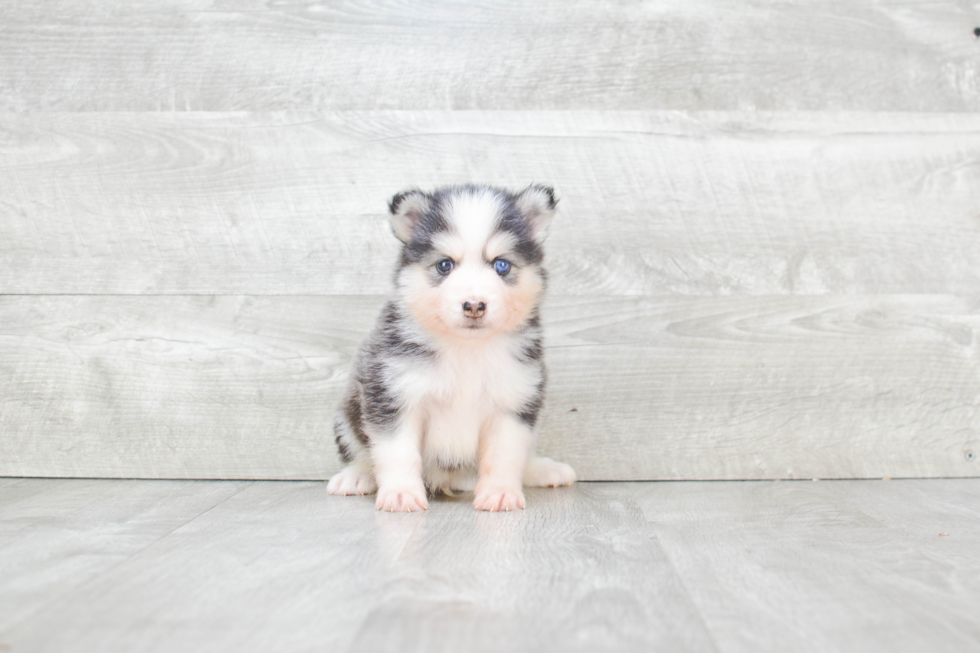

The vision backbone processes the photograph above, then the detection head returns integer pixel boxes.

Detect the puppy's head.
[389,184,555,340]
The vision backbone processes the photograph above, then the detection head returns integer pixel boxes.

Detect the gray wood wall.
[2,1,979,480]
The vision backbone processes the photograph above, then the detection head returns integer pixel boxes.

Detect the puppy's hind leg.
[327,405,377,496]
[523,456,577,488]
[327,458,377,496]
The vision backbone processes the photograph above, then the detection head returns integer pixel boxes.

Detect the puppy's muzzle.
[462,301,486,319]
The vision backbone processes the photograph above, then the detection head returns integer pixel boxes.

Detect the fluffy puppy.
[327,184,577,512]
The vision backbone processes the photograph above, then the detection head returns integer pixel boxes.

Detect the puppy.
[327,184,577,512]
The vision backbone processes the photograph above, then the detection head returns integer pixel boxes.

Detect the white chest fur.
[412,337,540,471]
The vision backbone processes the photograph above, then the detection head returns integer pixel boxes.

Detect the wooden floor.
[2,478,978,652]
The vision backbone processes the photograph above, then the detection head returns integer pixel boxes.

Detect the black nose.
[462,301,486,318]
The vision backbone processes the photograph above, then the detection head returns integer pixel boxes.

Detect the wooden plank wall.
[2,1,979,480]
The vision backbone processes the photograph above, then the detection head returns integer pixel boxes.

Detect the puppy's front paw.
[473,484,526,512]
[327,465,377,496]
[375,483,429,513]
[523,456,577,488]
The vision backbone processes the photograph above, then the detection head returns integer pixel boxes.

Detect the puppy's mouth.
[461,317,487,331]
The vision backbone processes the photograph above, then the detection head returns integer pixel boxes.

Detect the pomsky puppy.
[327,184,577,512]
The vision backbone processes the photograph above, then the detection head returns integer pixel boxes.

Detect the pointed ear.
[388,189,433,243]
[515,185,557,243]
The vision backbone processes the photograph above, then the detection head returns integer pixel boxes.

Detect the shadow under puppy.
[328,184,577,512]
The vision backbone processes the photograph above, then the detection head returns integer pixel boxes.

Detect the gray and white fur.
[327,184,576,512]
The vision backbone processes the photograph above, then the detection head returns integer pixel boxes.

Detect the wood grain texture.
[4,2,980,483]
[0,480,715,653]
[1,1,978,112]
[631,479,980,652]
[0,479,249,634]
[2,111,979,296]
[3,478,978,653]
[2,294,977,480]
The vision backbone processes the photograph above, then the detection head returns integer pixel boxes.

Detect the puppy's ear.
[388,189,432,243]
[515,185,557,243]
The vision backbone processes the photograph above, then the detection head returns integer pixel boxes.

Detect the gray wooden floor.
[2,478,978,652]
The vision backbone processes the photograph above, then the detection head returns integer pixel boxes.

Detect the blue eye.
[436,259,454,275]
[494,259,511,276]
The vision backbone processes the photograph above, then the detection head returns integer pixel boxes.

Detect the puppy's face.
[389,185,555,340]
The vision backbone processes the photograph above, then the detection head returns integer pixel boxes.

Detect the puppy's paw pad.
[473,486,526,512]
[327,466,377,496]
[375,485,429,513]
[523,457,577,488]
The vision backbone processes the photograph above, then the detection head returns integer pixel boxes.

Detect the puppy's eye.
[436,259,454,275]
[493,259,511,276]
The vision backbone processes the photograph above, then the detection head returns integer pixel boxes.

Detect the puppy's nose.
[462,300,486,318]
